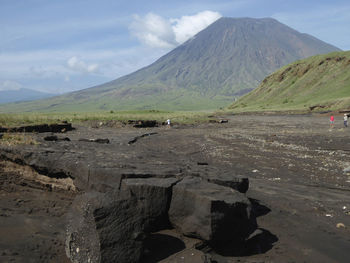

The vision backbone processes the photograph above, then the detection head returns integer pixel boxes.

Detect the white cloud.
[0,80,22,91]
[171,11,222,44]
[130,13,176,48]
[130,11,222,48]
[0,46,167,93]
[67,56,99,74]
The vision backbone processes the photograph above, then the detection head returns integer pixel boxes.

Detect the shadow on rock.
[202,198,277,258]
[249,198,271,218]
[211,228,278,257]
[141,233,186,262]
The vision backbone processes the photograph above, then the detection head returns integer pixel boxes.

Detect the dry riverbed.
[1,114,350,263]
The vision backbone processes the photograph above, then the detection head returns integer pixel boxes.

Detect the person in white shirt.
[344,114,348,127]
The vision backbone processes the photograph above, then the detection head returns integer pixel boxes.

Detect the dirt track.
[1,114,350,262]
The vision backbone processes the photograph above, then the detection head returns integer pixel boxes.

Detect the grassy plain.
[0,133,38,146]
[0,110,213,127]
[0,88,233,113]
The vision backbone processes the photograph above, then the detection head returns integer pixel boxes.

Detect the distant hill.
[229,51,350,112]
[0,17,341,112]
[0,88,56,104]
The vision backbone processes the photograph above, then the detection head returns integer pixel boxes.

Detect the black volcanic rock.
[203,173,249,193]
[121,177,180,232]
[0,123,73,133]
[65,192,145,263]
[168,177,253,245]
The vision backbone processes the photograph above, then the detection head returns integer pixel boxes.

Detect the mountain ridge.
[229,51,350,112]
[0,17,341,112]
[0,88,56,105]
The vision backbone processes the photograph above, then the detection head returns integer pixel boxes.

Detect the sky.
[1,0,350,94]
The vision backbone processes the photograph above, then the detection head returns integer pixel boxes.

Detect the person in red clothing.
[330,115,335,128]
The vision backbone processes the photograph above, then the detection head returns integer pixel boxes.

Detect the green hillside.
[229,51,350,112]
[0,17,340,113]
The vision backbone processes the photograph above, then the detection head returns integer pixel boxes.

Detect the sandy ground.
[1,114,350,262]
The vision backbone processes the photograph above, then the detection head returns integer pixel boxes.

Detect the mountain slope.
[0,89,56,104]
[229,51,350,112]
[0,17,341,112]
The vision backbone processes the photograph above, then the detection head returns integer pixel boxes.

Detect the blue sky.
[1,0,349,93]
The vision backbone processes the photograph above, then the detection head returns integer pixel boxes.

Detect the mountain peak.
[0,17,341,112]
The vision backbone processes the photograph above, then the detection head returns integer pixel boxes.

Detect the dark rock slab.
[65,191,145,263]
[88,167,123,192]
[57,163,124,193]
[0,147,85,189]
[128,132,158,145]
[44,135,71,141]
[121,177,179,232]
[0,123,73,133]
[204,173,249,193]
[128,120,158,128]
[169,176,252,245]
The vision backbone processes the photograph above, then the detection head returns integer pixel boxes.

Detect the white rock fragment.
[343,166,350,173]
[270,177,281,181]
[336,223,345,228]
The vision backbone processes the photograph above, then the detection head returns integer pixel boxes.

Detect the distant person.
[330,115,335,128]
[344,114,348,128]
[166,119,171,127]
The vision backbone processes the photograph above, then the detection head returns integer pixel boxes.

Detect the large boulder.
[121,177,179,232]
[65,177,180,263]
[203,173,249,193]
[168,177,253,245]
[65,191,146,263]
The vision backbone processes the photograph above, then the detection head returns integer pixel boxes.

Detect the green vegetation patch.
[0,110,213,127]
[229,51,350,113]
[0,133,39,146]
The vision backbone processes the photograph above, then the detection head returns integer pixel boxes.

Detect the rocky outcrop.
[65,175,254,263]
[44,135,71,141]
[121,177,179,232]
[203,173,249,193]
[128,132,158,145]
[169,177,253,245]
[0,123,73,133]
[0,136,261,263]
[127,120,158,128]
[66,191,145,263]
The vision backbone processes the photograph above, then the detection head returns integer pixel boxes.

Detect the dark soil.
[0,161,75,263]
[1,114,350,262]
